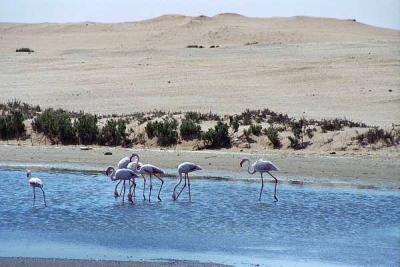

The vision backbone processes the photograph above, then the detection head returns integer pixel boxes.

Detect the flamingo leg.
[188,174,191,202]
[155,174,164,201]
[267,171,279,202]
[39,186,47,207]
[119,181,124,196]
[142,175,146,201]
[148,174,153,202]
[114,180,122,197]
[259,173,264,201]
[176,173,187,200]
[128,179,134,203]
[122,180,126,202]
[33,187,36,206]
[172,175,183,200]
[132,179,136,198]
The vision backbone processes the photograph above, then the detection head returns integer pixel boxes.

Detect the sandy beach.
[2,144,399,189]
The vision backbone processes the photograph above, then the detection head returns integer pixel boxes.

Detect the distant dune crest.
[0,14,398,49]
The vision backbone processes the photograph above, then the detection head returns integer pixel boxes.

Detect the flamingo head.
[26,169,31,178]
[105,166,115,177]
[240,157,250,168]
[194,165,202,171]
[130,153,140,163]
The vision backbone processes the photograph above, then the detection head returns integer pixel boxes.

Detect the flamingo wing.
[255,160,279,172]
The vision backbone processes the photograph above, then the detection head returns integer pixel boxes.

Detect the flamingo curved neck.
[245,160,256,174]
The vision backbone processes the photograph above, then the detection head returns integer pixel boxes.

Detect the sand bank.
[1,144,399,190]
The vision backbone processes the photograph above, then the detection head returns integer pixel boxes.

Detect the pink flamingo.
[114,153,140,197]
[240,157,279,201]
[172,162,202,201]
[135,164,165,202]
[106,167,139,203]
[27,170,46,207]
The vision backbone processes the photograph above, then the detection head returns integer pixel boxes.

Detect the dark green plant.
[288,136,300,149]
[180,119,201,140]
[98,119,128,146]
[202,121,231,148]
[249,123,262,136]
[32,108,76,144]
[263,126,281,148]
[145,118,178,146]
[74,112,98,145]
[0,110,26,140]
[355,127,395,145]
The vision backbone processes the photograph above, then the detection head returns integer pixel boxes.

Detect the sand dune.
[0,14,399,126]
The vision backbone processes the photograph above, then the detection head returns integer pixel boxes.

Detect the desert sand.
[0,14,399,126]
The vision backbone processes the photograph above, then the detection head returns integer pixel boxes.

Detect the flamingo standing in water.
[240,157,279,201]
[114,153,140,197]
[134,164,165,202]
[27,170,46,207]
[106,167,139,203]
[172,162,202,201]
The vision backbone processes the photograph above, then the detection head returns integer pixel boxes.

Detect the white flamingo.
[134,164,165,202]
[27,170,46,207]
[106,167,139,203]
[114,153,140,197]
[240,157,279,201]
[172,162,202,201]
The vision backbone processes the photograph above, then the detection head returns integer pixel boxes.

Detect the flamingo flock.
[26,153,281,206]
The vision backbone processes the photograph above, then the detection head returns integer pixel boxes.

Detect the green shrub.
[184,111,221,122]
[0,110,26,140]
[288,136,300,149]
[145,118,178,146]
[355,127,395,145]
[180,119,201,140]
[263,126,281,148]
[32,108,76,144]
[249,124,262,136]
[74,112,98,145]
[98,119,128,146]
[229,115,239,132]
[202,121,231,148]
[16,48,34,53]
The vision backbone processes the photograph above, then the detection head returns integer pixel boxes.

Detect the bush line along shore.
[1,99,399,151]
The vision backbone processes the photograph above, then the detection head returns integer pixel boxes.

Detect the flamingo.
[134,164,165,202]
[27,170,46,207]
[240,157,279,201]
[114,153,140,197]
[105,167,139,203]
[172,162,202,201]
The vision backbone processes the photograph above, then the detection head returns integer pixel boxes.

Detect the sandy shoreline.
[0,257,227,267]
[2,144,399,190]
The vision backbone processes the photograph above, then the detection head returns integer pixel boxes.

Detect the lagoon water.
[0,169,399,266]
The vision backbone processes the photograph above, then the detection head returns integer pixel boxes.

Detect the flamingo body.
[27,170,46,206]
[240,157,279,201]
[106,167,139,202]
[136,164,165,201]
[173,162,202,201]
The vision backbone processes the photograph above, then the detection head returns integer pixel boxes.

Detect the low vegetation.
[202,121,231,148]
[0,100,397,151]
[16,48,34,53]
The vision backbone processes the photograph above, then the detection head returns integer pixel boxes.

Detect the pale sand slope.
[0,14,399,126]
[0,257,227,267]
[1,145,399,189]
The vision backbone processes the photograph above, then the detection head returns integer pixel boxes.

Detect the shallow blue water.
[0,169,399,266]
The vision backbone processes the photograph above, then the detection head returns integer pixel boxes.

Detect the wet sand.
[2,144,399,190]
[0,257,227,267]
